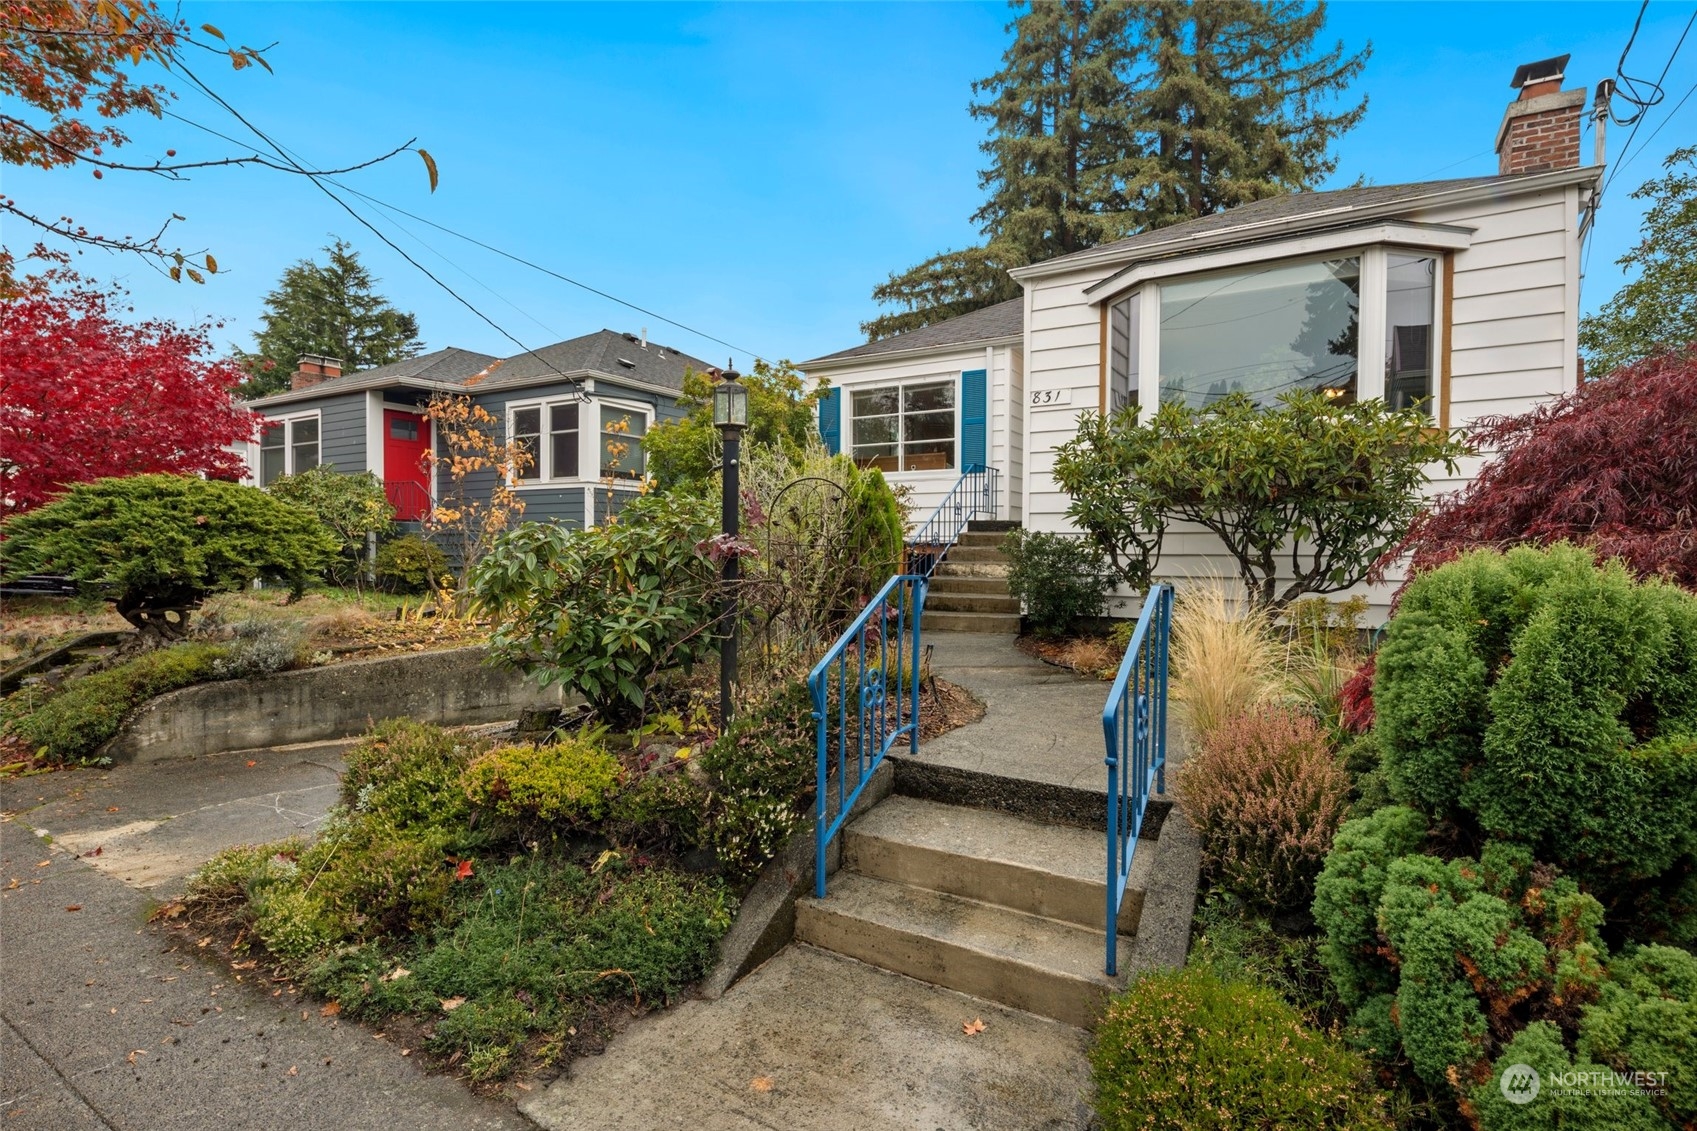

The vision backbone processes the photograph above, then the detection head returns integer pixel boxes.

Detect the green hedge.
[7,643,226,763]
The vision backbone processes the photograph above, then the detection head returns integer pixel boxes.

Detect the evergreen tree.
[238,239,423,396]
[864,0,1368,342]
[1579,147,1697,378]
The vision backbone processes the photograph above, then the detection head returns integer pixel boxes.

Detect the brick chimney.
[1496,54,1586,175]
[291,353,343,391]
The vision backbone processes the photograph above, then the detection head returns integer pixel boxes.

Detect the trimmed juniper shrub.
[1373,546,1697,944]
[462,738,624,828]
[1091,966,1390,1130]
[1312,805,1429,1013]
[1471,1022,1667,1131]
[1579,944,1697,1126]
[7,642,226,763]
[1173,706,1352,914]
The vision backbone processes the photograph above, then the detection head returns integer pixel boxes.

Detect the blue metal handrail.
[811,573,928,898]
[905,464,999,578]
[1102,583,1174,976]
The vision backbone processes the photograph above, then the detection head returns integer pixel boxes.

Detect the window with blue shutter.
[960,369,987,470]
[818,387,841,455]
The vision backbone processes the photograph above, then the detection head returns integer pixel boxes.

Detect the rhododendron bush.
[1,277,257,517]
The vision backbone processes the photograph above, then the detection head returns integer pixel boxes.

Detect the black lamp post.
[712,365,749,726]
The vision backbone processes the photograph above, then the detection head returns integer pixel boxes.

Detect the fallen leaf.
[379,967,410,983]
[89,846,102,857]
[196,937,211,948]
[514,1081,532,1091]
[64,905,81,912]
[962,1018,986,1036]
[439,996,466,1012]
[126,1049,146,1065]
[106,806,120,813]
[750,1076,774,1093]
[453,859,473,881]
[6,879,18,890]
[36,860,50,868]
[246,761,257,768]
[400,1048,411,1057]
[320,1002,341,1018]
[287,1065,298,1077]
[231,960,257,970]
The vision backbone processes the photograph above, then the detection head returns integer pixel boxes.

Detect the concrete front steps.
[795,794,1155,1028]
[922,520,1022,634]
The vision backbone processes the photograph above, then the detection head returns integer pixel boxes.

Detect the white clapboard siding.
[1023,182,1583,623]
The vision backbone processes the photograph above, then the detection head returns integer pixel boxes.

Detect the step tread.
[799,872,1125,988]
[848,795,1155,895]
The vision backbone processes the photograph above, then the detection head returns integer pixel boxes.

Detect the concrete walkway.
[0,745,533,1131]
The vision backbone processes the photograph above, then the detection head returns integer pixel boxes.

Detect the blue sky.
[12,1,1695,370]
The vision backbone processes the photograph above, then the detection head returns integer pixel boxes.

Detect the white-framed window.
[507,397,651,485]
[258,412,321,485]
[1105,246,1443,419]
[850,380,956,473]
[598,403,649,480]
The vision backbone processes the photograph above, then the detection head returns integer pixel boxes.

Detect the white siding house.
[803,57,1604,623]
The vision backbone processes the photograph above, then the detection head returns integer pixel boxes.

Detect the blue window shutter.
[819,387,842,455]
[961,369,987,469]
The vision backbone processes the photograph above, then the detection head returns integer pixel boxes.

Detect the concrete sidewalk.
[1,747,534,1131]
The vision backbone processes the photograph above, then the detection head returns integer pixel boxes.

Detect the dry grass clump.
[1169,583,1283,740]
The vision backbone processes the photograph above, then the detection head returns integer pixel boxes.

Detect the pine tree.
[238,239,423,396]
[863,0,1368,342]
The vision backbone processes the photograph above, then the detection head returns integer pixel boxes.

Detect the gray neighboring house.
[240,330,711,531]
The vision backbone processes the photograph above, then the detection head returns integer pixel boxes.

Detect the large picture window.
[1158,257,1361,409]
[850,380,956,472]
[509,398,602,483]
[259,414,320,486]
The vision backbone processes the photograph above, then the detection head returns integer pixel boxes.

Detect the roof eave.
[800,332,1022,372]
[1008,166,1604,283]
[244,373,465,408]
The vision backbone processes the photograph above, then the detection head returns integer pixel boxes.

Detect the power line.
[158,104,768,368]
[1603,7,1696,197]
[1620,74,1697,172]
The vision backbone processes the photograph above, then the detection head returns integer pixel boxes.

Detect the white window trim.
[847,376,962,477]
[595,397,655,483]
[505,396,655,489]
[1110,246,1445,419]
[257,409,323,485]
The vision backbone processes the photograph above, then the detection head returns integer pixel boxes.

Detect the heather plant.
[699,680,817,881]
[1091,966,1389,1130]
[1174,707,1352,913]
[462,739,624,829]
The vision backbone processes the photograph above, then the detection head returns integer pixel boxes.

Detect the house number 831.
[1030,389,1072,407]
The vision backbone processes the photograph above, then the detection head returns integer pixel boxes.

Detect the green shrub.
[7,642,225,762]
[266,465,394,583]
[1173,706,1352,913]
[1091,966,1389,1130]
[1374,546,1697,943]
[210,619,307,679]
[1471,1022,1668,1131]
[339,719,481,833]
[1312,805,1430,1011]
[375,534,450,594]
[468,492,719,724]
[1187,892,1341,1025]
[700,680,816,881]
[1001,528,1112,637]
[1580,944,1697,1126]
[0,474,338,640]
[606,769,707,852]
[462,738,623,827]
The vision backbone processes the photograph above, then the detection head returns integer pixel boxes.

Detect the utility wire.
[1603,8,1696,197]
[1610,0,1665,125]
[158,102,767,368]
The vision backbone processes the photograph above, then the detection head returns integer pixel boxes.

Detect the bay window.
[259,413,320,485]
[851,380,956,472]
[1103,246,1443,418]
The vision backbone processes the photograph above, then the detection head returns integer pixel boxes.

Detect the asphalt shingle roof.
[474,330,713,392]
[805,298,1024,365]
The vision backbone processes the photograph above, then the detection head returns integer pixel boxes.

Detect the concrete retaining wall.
[101,647,570,764]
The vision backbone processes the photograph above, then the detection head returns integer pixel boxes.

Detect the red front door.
[383,409,432,521]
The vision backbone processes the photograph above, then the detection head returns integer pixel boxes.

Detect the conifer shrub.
[8,642,226,762]
[374,534,450,594]
[1173,706,1352,913]
[1579,944,1697,1126]
[339,718,481,832]
[1091,966,1389,1130]
[1373,545,1697,943]
[1470,1022,1669,1131]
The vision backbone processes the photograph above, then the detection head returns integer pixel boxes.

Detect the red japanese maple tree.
[0,276,259,518]
[1379,343,1697,591]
